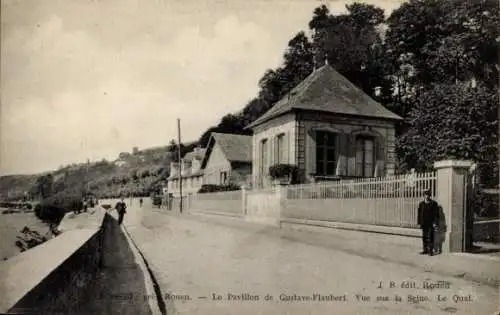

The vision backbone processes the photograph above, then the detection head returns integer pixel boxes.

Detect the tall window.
[355,136,375,177]
[275,133,287,164]
[315,131,337,176]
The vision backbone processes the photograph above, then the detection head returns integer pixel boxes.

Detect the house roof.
[246,64,402,129]
[200,133,252,169]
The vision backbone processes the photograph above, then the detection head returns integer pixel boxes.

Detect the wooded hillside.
[198,0,498,187]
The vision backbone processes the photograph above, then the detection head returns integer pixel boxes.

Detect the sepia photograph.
[0,0,499,314]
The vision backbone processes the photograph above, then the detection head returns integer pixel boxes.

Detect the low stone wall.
[0,208,126,314]
[245,189,281,226]
[189,191,243,216]
[190,199,243,215]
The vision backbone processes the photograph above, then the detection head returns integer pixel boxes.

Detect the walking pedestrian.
[115,197,127,225]
[139,197,143,207]
[417,190,441,256]
[82,198,88,213]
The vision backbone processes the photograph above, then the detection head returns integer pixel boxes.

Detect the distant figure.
[115,197,127,225]
[417,190,441,256]
[139,198,143,207]
[82,199,88,213]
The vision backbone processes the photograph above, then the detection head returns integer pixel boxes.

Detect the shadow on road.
[77,218,153,315]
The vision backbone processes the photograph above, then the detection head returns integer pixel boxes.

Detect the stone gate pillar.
[434,160,473,253]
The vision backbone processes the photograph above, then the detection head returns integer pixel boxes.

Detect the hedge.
[198,184,241,194]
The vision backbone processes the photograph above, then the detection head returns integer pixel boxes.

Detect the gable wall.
[203,142,232,185]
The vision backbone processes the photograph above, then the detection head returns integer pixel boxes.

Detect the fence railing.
[284,172,437,200]
[280,172,436,229]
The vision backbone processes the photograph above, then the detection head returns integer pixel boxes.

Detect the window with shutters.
[355,136,375,177]
[315,131,337,176]
[275,133,287,164]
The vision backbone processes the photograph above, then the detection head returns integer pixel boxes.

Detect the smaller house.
[200,133,252,188]
[167,147,206,197]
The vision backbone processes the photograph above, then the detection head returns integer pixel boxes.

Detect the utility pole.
[86,158,90,191]
[177,118,183,213]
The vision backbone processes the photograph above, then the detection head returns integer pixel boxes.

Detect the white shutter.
[306,130,316,176]
[335,134,347,176]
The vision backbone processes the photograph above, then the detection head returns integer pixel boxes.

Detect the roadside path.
[121,202,499,315]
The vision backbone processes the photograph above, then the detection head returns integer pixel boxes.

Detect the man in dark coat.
[417,190,441,256]
[115,197,127,225]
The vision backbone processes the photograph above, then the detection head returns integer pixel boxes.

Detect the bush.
[198,184,241,194]
[473,191,499,218]
[269,164,299,182]
[35,192,83,223]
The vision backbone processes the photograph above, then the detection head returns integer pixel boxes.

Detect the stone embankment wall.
[0,207,140,314]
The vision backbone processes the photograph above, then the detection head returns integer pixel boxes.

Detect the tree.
[309,3,387,97]
[35,174,54,199]
[397,82,498,179]
[386,0,499,89]
[131,170,139,181]
[198,126,218,148]
[198,31,314,143]
[168,139,184,163]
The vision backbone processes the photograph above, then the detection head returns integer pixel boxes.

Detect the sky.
[1,0,404,175]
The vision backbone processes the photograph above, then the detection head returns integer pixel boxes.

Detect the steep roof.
[246,64,402,129]
[201,133,252,169]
